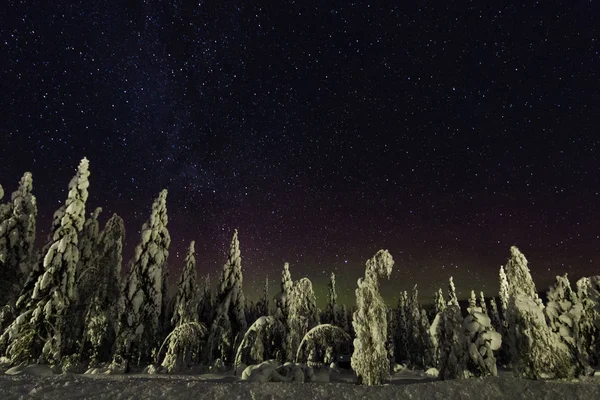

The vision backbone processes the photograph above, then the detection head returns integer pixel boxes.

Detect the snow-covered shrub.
[234,316,285,370]
[351,249,394,386]
[464,306,501,377]
[295,324,350,364]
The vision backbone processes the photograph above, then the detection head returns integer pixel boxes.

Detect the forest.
[0,158,599,386]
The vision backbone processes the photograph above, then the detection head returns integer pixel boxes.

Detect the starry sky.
[1,1,599,307]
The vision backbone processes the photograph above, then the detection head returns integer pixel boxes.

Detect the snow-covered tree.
[576,277,600,365]
[407,285,425,367]
[234,316,285,369]
[351,249,394,386]
[419,309,434,368]
[434,288,446,316]
[394,290,410,364]
[464,306,501,377]
[1,158,90,365]
[197,274,214,327]
[504,246,572,379]
[295,324,350,365]
[478,291,488,315]
[326,272,338,325]
[0,172,37,308]
[468,290,477,311]
[113,189,171,365]
[338,304,350,334]
[447,276,458,307]
[256,275,269,317]
[81,213,125,365]
[159,321,207,373]
[171,241,198,328]
[489,297,501,332]
[499,265,509,321]
[437,305,467,380]
[285,277,319,361]
[274,262,293,321]
[545,274,590,376]
[205,229,247,365]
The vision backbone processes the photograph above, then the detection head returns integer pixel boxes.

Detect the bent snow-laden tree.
[464,306,501,377]
[0,172,37,309]
[205,229,247,365]
[1,158,90,365]
[234,316,285,370]
[113,189,170,366]
[504,246,572,379]
[351,249,394,386]
[295,323,350,365]
[158,321,207,373]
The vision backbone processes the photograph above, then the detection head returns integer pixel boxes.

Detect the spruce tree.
[437,305,467,380]
[463,305,501,377]
[327,272,338,325]
[407,285,424,367]
[0,172,37,308]
[1,158,90,365]
[351,249,394,386]
[505,246,571,379]
[171,241,198,327]
[256,275,269,317]
[478,291,488,315]
[434,288,446,316]
[81,213,125,365]
[206,229,247,364]
[276,262,293,320]
[468,290,477,312]
[285,277,319,361]
[113,189,170,366]
[448,276,458,307]
[489,297,501,333]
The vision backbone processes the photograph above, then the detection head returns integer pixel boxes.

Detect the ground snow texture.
[0,368,599,399]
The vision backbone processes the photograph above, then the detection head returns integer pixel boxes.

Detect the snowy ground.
[1,367,600,400]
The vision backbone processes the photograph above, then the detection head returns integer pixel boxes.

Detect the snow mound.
[5,364,54,376]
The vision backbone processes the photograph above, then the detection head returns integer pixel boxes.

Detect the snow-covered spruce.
[234,316,285,369]
[295,323,350,365]
[351,249,394,386]
[407,285,426,368]
[463,306,501,377]
[504,246,572,379]
[274,262,293,321]
[256,275,269,318]
[1,158,90,365]
[489,297,501,333]
[205,229,247,365]
[80,213,125,365]
[113,189,171,366]
[576,277,600,365]
[171,241,198,328]
[478,291,488,315]
[447,276,459,307]
[434,287,446,316]
[436,304,467,380]
[197,274,214,328]
[0,172,37,308]
[468,290,477,312]
[326,272,338,326]
[285,277,319,362]
[545,274,591,376]
[394,290,410,365]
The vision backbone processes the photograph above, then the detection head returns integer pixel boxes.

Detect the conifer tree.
[0,172,37,308]
[351,250,394,386]
[285,277,319,361]
[468,290,477,311]
[437,304,467,380]
[197,274,214,327]
[206,229,247,364]
[113,189,170,365]
[339,304,350,334]
[489,297,501,332]
[1,158,90,365]
[448,276,458,307]
[395,290,410,364]
[256,275,269,317]
[171,241,198,327]
[407,285,424,367]
[434,288,446,316]
[463,305,501,377]
[275,262,293,320]
[81,213,125,365]
[505,246,571,379]
[327,272,338,325]
[478,291,488,315]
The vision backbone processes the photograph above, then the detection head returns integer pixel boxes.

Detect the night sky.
[1,1,599,307]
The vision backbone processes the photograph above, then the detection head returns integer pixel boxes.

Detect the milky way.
[1,1,599,306]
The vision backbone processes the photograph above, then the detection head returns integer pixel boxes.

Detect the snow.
[0,367,599,399]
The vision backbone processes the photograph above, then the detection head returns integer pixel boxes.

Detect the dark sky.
[1,1,599,307]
